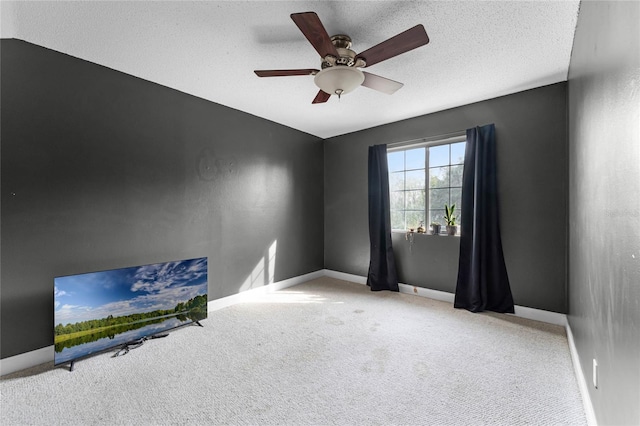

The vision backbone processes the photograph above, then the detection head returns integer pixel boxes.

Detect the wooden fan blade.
[254,69,319,77]
[291,12,340,59]
[312,90,331,104]
[356,25,429,68]
[361,72,404,95]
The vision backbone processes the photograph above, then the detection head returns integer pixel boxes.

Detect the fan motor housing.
[321,35,365,69]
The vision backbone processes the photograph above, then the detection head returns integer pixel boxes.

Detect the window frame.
[387,134,467,233]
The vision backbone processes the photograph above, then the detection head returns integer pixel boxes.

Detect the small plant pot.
[431,224,441,235]
[446,225,458,236]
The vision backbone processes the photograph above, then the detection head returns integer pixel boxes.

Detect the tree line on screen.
[55,294,207,336]
[55,316,168,352]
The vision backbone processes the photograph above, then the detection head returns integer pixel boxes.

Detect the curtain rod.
[386,129,466,149]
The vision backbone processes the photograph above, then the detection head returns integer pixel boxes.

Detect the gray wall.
[567,2,640,425]
[325,83,568,313]
[1,40,324,359]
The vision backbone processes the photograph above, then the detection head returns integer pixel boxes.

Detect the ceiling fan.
[254,12,430,104]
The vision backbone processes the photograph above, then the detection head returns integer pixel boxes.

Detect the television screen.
[54,257,208,366]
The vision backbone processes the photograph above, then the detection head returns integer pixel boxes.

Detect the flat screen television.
[54,257,207,367]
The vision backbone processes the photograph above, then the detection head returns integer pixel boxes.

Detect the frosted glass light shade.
[314,66,365,96]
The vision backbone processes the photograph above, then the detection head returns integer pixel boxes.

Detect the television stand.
[150,333,169,339]
[194,321,204,327]
[111,333,170,359]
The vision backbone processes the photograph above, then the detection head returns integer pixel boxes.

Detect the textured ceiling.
[1,1,580,139]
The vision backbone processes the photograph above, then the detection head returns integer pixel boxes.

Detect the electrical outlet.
[593,359,598,389]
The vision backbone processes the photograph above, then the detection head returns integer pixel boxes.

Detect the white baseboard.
[0,270,326,377]
[207,269,325,312]
[513,304,567,327]
[398,282,455,304]
[323,269,367,284]
[323,269,568,326]
[566,321,598,426]
[0,345,53,377]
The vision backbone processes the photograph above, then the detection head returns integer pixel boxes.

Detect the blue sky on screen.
[54,258,207,325]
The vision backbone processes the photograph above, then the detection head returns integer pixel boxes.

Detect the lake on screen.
[54,316,190,365]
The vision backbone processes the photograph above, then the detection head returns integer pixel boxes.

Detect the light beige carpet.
[1,277,586,425]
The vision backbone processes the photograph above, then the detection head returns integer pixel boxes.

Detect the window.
[388,137,466,233]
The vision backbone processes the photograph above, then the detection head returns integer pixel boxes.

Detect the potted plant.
[430,222,441,235]
[444,204,458,236]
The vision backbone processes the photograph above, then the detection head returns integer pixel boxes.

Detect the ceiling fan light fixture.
[314,66,365,96]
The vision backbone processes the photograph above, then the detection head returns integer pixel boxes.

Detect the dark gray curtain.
[367,144,399,292]
[454,124,514,313]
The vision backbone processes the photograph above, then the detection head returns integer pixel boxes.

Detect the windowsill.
[391,231,460,237]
